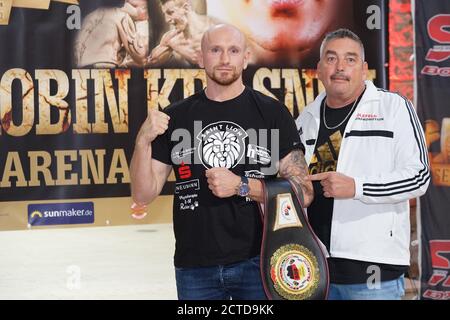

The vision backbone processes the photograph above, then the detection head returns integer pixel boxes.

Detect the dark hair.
[319,28,365,61]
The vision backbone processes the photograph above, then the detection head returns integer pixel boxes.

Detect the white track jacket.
[296,80,430,265]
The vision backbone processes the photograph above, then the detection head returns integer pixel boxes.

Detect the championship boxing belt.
[259,178,329,300]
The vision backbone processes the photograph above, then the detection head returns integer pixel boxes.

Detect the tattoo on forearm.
[280,149,314,206]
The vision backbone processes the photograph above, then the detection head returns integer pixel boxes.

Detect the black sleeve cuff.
[279,142,305,160]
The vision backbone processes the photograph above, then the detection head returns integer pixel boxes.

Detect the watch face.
[239,184,250,197]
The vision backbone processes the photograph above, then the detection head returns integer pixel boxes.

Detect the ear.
[362,61,368,80]
[243,48,251,70]
[316,61,323,82]
[197,50,204,68]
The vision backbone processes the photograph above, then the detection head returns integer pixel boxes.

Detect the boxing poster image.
[0,0,387,230]
[73,0,354,68]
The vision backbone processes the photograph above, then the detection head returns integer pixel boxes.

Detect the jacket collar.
[304,80,380,119]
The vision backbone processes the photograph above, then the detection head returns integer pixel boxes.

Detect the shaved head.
[199,23,250,87]
[201,24,248,53]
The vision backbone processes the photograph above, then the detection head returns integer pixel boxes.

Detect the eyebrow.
[325,50,359,57]
[209,44,242,50]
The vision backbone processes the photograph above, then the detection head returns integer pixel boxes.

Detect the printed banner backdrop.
[0,0,387,230]
[415,0,450,300]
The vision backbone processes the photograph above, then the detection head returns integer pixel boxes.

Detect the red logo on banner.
[425,14,450,62]
[421,65,450,76]
[178,162,192,180]
[430,240,450,269]
[423,240,450,300]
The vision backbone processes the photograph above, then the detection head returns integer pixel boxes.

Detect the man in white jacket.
[296,29,430,300]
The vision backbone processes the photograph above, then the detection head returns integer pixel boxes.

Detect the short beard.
[207,68,241,86]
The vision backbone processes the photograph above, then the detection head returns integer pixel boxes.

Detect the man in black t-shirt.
[296,29,429,300]
[130,24,313,300]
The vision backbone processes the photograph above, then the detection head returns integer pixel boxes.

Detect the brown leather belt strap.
[259,178,329,300]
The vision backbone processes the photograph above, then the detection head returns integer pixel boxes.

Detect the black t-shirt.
[308,90,408,284]
[152,87,303,268]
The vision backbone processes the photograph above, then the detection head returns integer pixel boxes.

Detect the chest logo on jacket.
[197,121,247,169]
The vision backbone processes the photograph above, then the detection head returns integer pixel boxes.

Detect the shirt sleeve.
[276,104,305,159]
[353,97,430,203]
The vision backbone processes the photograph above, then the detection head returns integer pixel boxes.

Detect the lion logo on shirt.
[197,121,247,169]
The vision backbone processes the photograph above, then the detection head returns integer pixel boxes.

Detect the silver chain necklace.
[322,97,358,130]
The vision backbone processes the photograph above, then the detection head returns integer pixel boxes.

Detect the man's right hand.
[136,108,170,145]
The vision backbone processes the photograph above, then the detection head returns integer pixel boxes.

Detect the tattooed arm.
[206,149,313,206]
[279,149,314,207]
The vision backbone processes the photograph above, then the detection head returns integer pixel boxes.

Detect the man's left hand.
[205,168,241,198]
[308,172,355,199]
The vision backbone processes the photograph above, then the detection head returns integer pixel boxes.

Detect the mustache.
[215,64,234,69]
[331,73,350,81]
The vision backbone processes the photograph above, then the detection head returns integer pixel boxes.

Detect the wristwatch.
[237,176,250,197]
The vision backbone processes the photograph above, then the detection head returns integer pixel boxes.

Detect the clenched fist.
[136,108,170,145]
[205,168,241,198]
